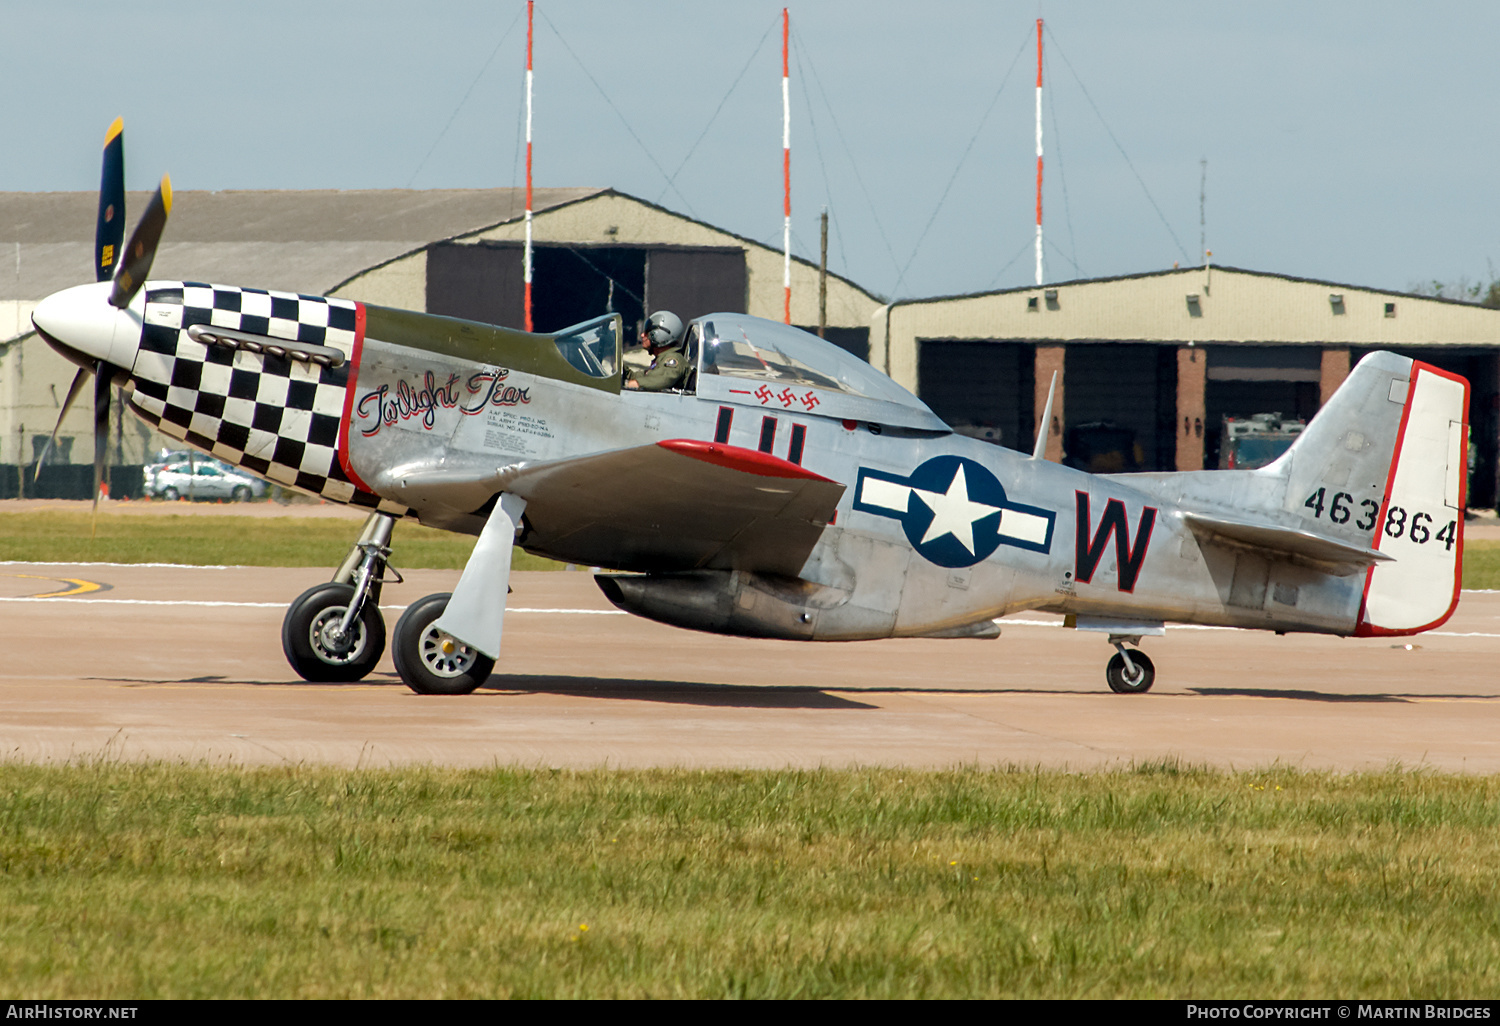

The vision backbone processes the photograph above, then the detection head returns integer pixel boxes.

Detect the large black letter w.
[1074,491,1158,593]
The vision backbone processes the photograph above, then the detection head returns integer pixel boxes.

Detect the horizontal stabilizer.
[1184,511,1392,575]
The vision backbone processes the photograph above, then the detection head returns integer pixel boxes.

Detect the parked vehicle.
[1219,413,1305,470]
[147,456,268,502]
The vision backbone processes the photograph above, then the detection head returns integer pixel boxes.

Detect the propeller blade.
[108,173,171,310]
[95,118,125,284]
[93,362,110,521]
[34,366,93,482]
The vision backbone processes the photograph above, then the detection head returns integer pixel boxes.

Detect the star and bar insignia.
[853,455,1056,568]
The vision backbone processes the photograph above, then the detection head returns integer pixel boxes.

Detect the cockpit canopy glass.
[552,314,621,379]
[696,315,919,407]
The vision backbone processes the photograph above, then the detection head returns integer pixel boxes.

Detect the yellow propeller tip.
[160,174,172,213]
[104,117,123,147]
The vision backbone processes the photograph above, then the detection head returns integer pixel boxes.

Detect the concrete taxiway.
[3,556,1498,772]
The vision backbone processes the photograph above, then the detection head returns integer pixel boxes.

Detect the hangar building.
[0,187,879,496]
[872,266,1500,508]
[6,187,1500,508]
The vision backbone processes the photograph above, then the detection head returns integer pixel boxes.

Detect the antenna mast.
[1200,158,1207,266]
[524,0,535,332]
[1034,17,1043,287]
[782,7,792,324]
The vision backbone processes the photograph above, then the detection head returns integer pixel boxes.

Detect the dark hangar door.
[532,247,645,333]
[427,242,744,332]
[427,241,647,333]
[916,340,1035,452]
[1064,344,1177,472]
[645,247,747,321]
[426,241,524,329]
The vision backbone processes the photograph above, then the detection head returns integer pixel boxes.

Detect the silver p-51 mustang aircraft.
[30,123,1469,695]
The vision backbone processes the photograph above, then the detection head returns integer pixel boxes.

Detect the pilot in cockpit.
[623,310,688,392]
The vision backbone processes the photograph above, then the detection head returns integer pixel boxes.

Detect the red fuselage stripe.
[337,303,375,494]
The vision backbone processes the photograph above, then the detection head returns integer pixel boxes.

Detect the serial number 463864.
[1303,487,1456,551]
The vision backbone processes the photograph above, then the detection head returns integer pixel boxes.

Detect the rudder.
[1355,361,1468,635]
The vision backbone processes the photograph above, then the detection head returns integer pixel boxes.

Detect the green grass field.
[0,510,563,570]
[4,512,1499,996]
[2,763,1498,999]
[1462,539,1500,589]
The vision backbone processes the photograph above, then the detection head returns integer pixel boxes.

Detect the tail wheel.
[392,593,494,695]
[1106,650,1155,694]
[282,582,386,682]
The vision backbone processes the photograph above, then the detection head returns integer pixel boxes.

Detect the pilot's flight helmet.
[642,310,684,349]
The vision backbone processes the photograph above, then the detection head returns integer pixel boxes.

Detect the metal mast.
[524,0,535,332]
[782,7,792,324]
[1034,17,1043,287]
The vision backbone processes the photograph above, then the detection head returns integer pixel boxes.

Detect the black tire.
[161,486,179,501]
[391,593,494,695]
[232,485,252,502]
[281,582,387,682]
[1106,650,1155,694]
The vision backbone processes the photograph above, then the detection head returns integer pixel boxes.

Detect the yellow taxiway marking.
[114,683,396,691]
[1,573,108,599]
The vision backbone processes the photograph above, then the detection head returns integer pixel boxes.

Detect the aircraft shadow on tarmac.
[1185,687,1496,703]
[114,672,881,709]
[483,675,878,709]
[494,680,1500,706]
[99,675,1497,707]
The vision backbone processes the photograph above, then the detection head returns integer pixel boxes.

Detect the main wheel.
[232,485,252,502]
[282,582,387,682]
[391,593,494,695]
[160,486,179,501]
[1106,650,1155,694]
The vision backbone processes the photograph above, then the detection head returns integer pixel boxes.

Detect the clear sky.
[5,1,1498,303]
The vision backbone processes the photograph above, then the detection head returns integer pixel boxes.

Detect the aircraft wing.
[1183,511,1392,575]
[498,438,845,575]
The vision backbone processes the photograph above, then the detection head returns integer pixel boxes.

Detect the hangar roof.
[871,264,1500,390]
[894,264,1493,309]
[0,187,604,301]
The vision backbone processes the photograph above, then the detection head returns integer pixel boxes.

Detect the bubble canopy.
[692,314,948,432]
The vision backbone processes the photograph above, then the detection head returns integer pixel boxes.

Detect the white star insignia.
[910,465,1003,555]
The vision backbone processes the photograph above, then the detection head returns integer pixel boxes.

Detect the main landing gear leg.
[392,492,526,695]
[282,511,401,682]
[1104,633,1156,694]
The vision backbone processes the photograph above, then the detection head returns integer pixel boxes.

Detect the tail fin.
[1282,352,1468,635]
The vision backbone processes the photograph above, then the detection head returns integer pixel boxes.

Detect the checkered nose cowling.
[130,282,406,515]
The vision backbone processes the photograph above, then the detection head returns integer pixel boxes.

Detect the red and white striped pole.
[781,7,791,325]
[524,0,535,332]
[1034,17,1043,287]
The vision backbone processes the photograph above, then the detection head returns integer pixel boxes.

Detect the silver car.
[148,458,268,502]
